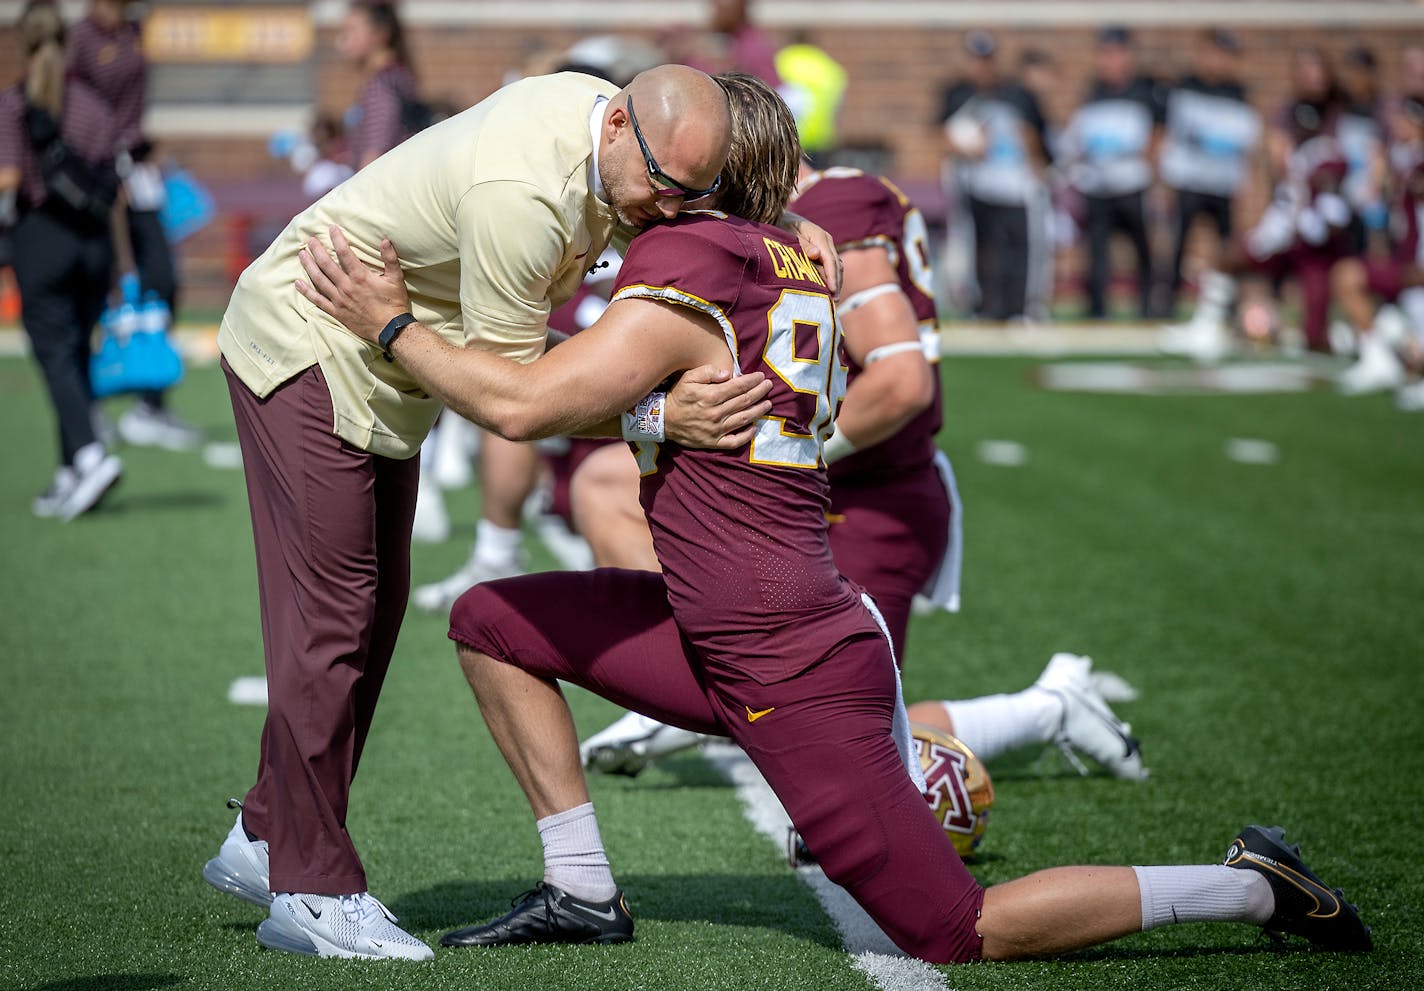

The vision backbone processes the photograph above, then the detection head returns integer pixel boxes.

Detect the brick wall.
[0,16,1419,313]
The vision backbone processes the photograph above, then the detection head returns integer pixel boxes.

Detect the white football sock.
[473,518,522,568]
[1132,865,1274,929]
[538,802,617,902]
[940,688,1062,762]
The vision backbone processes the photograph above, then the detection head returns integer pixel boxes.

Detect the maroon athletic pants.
[1247,242,1346,353]
[449,568,986,963]
[828,465,951,662]
[225,359,419,895]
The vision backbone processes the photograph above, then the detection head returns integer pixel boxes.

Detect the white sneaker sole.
[202,854,273,907]
[257,898,434,960]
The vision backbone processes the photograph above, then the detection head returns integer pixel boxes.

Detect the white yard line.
[702,742,953,991]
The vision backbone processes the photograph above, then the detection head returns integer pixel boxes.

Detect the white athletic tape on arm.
[838,282,901,315]
[864,340,926,365]
[820,428,857,464]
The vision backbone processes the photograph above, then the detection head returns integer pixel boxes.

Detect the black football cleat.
[1223,825,1372,952]
[440,882,634,947]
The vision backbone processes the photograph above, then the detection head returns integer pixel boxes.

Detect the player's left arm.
[296,227,736,441]
[823,245,935,463]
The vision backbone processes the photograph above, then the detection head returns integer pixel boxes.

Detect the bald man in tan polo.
[204,65,814,961]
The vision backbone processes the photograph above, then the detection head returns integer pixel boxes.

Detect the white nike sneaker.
[58,442,122,522]
[581,710,709,777]
[202,802,272,907]
[1034,653,1148,781]
[257,891,434,960]
[411,553,525,614]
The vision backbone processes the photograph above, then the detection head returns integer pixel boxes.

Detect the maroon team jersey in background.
[790,169,943,482]
[612,212,880,683]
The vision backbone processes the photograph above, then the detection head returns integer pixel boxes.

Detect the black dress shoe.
[441,882,634,947]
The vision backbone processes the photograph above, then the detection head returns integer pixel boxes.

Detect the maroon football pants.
[225,359,419,895]
[1247,242,1345,353]
[829,465,951,663]
[449,568,986,962]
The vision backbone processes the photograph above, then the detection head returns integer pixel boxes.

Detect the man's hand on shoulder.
[296,226,412,343]
[664,365,773,450]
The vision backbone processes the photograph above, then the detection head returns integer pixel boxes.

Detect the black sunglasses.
[626,96,722,202]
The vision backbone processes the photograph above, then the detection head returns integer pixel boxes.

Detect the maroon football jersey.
[612,212,880,683]
[790,168,944,481]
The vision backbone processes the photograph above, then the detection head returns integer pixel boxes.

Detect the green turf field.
[2,355,1420,991]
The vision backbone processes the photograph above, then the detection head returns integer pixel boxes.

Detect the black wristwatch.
[379,312,417,362]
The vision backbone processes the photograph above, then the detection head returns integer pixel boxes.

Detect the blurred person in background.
[1,2,123,520]
[936,29,1051,321]
[773,33,847,162]
[708,0,780,86]
[70,0,201,450]
[1337,46,1389,254]
[338,0,421,170]
[1163,97,1352,361]
[339,0,466,546]
[1160,29,1260,317]
[1267,47,1342,182]
[1398,44,1424,106]
[300,113,355,200]
[1060,26,1165,320]
[1334,94,1424,402]
[1016,47,1061,321]
[661,0,780,87]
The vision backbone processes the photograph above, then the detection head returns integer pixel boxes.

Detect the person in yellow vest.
[775,37,847,158]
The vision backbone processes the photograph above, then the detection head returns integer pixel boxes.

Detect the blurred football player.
[1162,96,1353,361]
[1334,94,1424,403]
[297,69,1369,963]
[582,78,1144,783]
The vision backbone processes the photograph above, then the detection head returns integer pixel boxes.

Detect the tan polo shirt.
[218,72,623,459]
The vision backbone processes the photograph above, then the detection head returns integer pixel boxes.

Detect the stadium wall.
[0,2,1419,313]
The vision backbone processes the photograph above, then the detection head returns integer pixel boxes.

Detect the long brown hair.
[20,2,66,118]
[354,1,412,71]
[712,72,801,226]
